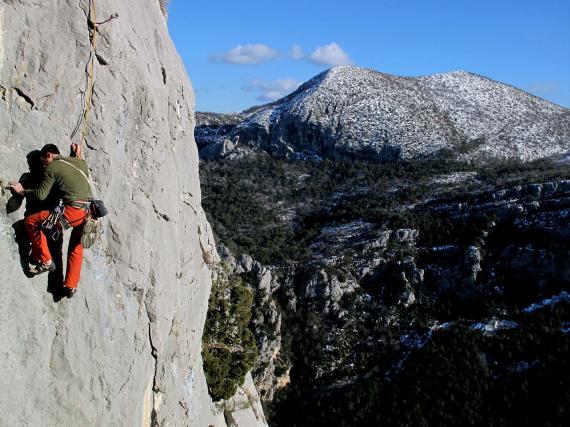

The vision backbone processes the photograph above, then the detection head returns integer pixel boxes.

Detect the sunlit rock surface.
[0,1,264,425]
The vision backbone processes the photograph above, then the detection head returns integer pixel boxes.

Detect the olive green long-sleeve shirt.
[24,156,93,202]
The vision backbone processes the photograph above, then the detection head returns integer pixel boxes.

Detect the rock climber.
[7,150,65,285]
[9,143,93,298]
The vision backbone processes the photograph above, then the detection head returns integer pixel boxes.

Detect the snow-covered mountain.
[196,66,570,162]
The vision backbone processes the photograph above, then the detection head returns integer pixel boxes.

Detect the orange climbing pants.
[24,206,87,289]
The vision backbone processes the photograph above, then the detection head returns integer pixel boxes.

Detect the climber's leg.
[62,207,87,289]
[24,210,52,263]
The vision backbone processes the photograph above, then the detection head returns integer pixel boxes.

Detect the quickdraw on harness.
[41,199,93,242]
[41,200,66,241]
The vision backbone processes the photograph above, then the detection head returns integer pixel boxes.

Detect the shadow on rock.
[11,220,66,302]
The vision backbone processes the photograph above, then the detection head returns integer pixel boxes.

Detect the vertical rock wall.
[0,0,227,425]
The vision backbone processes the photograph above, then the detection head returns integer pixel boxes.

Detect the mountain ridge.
[196,66,570,162]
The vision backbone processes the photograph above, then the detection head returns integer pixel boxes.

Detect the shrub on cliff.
[202,268,258,400]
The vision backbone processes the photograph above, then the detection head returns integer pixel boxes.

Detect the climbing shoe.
[28,260,56,275]
[63,287,77,299]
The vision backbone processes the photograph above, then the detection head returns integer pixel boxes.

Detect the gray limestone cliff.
[0,1,265,425]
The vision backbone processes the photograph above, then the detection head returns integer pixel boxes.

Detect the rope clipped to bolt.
[70,0,118,157]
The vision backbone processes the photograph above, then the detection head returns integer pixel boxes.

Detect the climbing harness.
[41,200,66,241]
[70,0,118,153]
[41,198,92,242]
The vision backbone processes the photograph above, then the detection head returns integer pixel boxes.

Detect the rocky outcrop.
[0,1,263,425]
[217,244,287,405]
[197,112,249,127]
[247,176,569,423]
[219,373,268,427]
[196,67,570,162]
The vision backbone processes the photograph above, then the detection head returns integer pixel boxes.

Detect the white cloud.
[244,78,303,102]
[209,44,279,64]
[290,44,305,60]
[308,42,352,66]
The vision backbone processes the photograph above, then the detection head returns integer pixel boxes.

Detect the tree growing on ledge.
[202,267,258,401]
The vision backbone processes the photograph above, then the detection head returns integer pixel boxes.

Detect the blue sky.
[167,0,570,112]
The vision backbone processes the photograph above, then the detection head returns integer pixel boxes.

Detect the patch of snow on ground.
[432,172,478,185]
[430,244,456,252]
[471,319,519,334]
[430,321,454,330]
[522,291,570,313]
[511,360,539,373]
[400,331,433,350]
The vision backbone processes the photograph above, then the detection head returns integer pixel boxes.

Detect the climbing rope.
[70,0,118,157]
[79,0,97,156]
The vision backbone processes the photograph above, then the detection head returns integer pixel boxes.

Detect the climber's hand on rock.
[8,181,24,196]
[70,143,81,158]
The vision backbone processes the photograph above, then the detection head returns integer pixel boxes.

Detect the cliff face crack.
[145,304,160,426]
[118,362,134,393]
[139,187,173,222]
[13,87,35,109]
[151,201,172,222]
[148,322,159,389]
[182,200,198,215]
[95,53,109,65]
[182,192,198,214]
